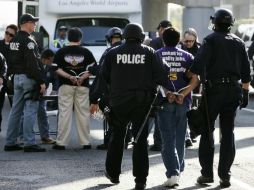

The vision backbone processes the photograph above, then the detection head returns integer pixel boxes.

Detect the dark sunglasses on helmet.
[5,31,15,38]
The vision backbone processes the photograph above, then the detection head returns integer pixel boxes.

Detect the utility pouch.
[186,99,206,138]
[6,75,14,95]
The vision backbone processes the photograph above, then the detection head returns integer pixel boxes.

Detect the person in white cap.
[51,26,69,52]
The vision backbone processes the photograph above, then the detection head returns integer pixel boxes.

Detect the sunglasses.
[5,31,15,38]
[184,40,195,43]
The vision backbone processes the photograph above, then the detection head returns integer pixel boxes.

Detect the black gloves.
[240,89,249,109]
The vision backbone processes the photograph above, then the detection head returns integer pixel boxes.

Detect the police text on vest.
[117,54,145,64]
[10,42,20,51]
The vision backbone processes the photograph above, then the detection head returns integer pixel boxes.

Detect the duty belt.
[206,77,239,85]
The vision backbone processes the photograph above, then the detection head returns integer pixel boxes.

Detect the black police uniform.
[4,29,46,152]
[101,38,170,185]
[90,41,121,146]
[190,31,251,180]
[0,53,7,131]
[9,31,44,85]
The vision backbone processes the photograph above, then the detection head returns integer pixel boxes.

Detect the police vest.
[53,39,68,48]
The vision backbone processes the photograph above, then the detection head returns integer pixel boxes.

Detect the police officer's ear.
[209,8,235,32]
[105,27,123,44]
[105,34,111,44]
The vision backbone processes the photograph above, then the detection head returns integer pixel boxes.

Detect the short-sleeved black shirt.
[54,45,96,87]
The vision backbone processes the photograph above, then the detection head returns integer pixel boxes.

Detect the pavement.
[0,97,254,190]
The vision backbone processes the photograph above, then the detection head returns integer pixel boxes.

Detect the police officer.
[90,27,123,150]
[0,24,18,67]
[4,13,46,152]
[101,23,171,190]
[51,26,69,52]
[150,20,172,51]
[0,24,18,129]
[186,9,250,187]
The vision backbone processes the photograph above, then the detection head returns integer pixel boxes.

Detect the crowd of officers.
[0,8,252,190]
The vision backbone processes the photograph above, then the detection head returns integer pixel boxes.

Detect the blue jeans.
[157,102,188,178]
[19,100,50,140]
[37,100,50,139]
[6,74,39,146]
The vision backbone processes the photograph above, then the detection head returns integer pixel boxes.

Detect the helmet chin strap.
[208,20,214,31]
[213,25,231,33]
[208,19,231,32]
[209,8,235,32]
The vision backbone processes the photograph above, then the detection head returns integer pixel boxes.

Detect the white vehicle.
[38,0,142,62]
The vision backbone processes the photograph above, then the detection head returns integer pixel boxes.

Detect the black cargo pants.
[199,81,242,180]
[105,92,152,183]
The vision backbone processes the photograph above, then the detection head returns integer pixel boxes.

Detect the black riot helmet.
[210,8,235,26]
[123,23,145,42]
[105,27,123,43]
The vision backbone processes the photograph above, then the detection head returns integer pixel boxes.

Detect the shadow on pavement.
[83,183,115,190]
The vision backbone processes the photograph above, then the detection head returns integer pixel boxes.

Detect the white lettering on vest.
[10,42,20,51]
[116,54,145,64]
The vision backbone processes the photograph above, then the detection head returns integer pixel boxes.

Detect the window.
[25,5,38,17]
[55,18,129,46]
[39,26,49,50]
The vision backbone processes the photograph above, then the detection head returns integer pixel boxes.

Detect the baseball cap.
[59,26,68,31]
[19,13,39,25]
[157,20,172,30]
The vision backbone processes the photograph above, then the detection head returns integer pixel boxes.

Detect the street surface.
[0,95,254,190]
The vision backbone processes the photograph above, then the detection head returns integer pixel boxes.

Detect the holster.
[186,99,206,138]
[149,93,165,117]
[24,83,42,101]
[6,75,14,95]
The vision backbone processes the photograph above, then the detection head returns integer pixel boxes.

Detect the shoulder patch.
[27,42,35,50]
